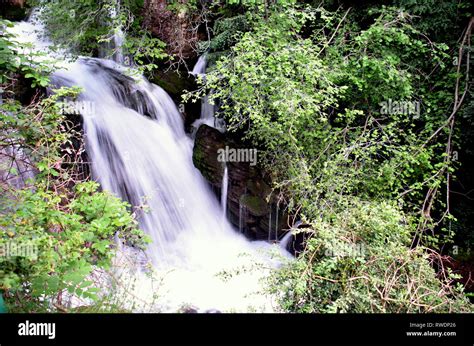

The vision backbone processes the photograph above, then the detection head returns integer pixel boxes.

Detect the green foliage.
[0,89,149,311]
[393,0,472,41]
[123,31,167,72]
[187,3,473,311]
[205,15,250,54]
[34,0,167,72]
[0,20,52,87]
[271,199,471,312]
[1,0,471,313]
[192,4,458,232]
[0,28,148,311]
[187,6,345,169]
[0,87,82,181]
[33,0,109,56]
[0,181,145,307]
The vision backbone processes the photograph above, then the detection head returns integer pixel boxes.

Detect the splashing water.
[100,2,125,64]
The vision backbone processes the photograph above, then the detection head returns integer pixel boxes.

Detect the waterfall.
[268,203,280,242]
[221,165,228,218]
[268,207,272,242]
[10,10,291,312]
[6,9,70,67]
[52,59,245,266]
[190,55,225,134]
[51,58,290,311]
[239,202,247,234]
[279,231,293,250]
[97,2,125,64]
[274,202,279,241]
[108,3,124,64]
[191,54,207,75]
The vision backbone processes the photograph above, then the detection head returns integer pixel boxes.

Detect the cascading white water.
[191,54,207,76]
[52,58,289,311]
[221,165,228,218]
[274,203,279,241]
[11,11,291,312]
[279,231,294,251]
[53,59,253,262]
[105,3,124,64]
[190,55,225,134]
[268,207,272,242]
[7,9,70,67]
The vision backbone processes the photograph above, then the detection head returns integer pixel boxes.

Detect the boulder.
[192,125,288,240]
[148,69,200,130]
[0,0,28,21]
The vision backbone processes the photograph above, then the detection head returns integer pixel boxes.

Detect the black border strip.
[0,313,473,345]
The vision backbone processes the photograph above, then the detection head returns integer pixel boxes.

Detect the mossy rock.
[240,194,268,217]
[149,69,200,129]
[246,179,271,199]
[192,125,226,185]
[149,69,195,101]
[192,141,216,182]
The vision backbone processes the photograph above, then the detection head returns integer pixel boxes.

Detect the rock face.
[0,0,28,21]
[143,0,198,60]
[193,125,289,240]
[148,69,200,131]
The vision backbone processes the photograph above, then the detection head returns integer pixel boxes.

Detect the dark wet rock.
[285,223,313,257]
[193,125,226,184]
[240,194,268,217]
[0,0,28,21]
[148,69,200,130]
[149,69,194,100]
[192,124,289,240]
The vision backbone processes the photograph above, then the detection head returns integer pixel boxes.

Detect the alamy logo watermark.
[379,99,420,119]
[58,100,96,118]
[217,146,257,166]
[451,150,459,162]
[18,320,55,339]
[0,240,38,260]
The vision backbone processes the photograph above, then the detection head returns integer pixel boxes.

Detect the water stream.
[9,10,290,313]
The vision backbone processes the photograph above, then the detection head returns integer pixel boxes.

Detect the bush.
[1,181,147,312]
[190,4,473,312]
[270,200,471,313]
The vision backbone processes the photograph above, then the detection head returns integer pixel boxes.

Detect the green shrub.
[0,181,147,312]
[270,200,471,313]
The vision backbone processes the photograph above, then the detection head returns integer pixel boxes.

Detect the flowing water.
[9,11,290,313]
[191,54,207,76]
[100,3,124,64]
[221,165,228,219]
[190,55,225,134]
